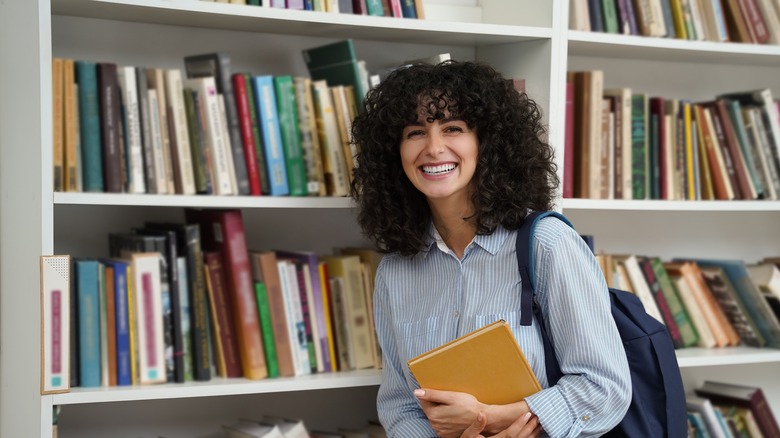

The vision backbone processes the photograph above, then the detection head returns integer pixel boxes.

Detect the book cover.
[251,75,290,196]
[40,255,70,394]
[75,259,101,387]
[130,252,167,384]
[273,75,308,196]
[277,260,311,376]
[311,80,350,196]
[231,73,262,196]
[243,73,271,195]
[75,61,104,192]
[203,251,242,378]
[408,320,541,405]
[302,39,366,111]
[700,265,766,348]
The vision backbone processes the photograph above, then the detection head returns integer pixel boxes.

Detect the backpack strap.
[516,211,573,386]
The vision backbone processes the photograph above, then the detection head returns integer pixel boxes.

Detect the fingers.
[414,388,453,405]
[491,412,540,438]
[459,412,487,438]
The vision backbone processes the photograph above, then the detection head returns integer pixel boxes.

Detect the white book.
[164,69,196,195]
[149,68,175,194]
[183,77,234,195]
[622,255,664,323]
[218,94,238,196]
[147,89,169,194]
[687,0,708,41]
[131,252,167,384]
[117,66,146,194]
[40,255,70,394]
[686,395,729,438]
[276,260,307,376]
[258,416,309,438]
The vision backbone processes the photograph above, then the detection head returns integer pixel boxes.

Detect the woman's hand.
[414,388,483,438]
[460,412,542,438]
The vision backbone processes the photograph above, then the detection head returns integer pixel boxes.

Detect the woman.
[350,60,631,437]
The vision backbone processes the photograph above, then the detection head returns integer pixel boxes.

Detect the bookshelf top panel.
[568,30,780,66]
[53,192,355,208]
[52,0,552,46]
[51,369,382,405]
[560,198,780,212]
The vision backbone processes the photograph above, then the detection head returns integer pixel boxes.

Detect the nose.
[424,130,445,156]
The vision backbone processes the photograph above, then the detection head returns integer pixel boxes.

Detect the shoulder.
[531,215,580,250]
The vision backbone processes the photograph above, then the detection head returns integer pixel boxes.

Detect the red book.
[232,74,262,196]
[563,82,575,198]
[204,251,242,378]
[186,209,268,380]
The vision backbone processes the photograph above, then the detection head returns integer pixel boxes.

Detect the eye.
[443,125,464,134]
[404,129,425,139]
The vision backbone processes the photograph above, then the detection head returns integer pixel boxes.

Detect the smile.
[421,163,457,175]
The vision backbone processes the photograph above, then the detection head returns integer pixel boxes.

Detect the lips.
[421,163,457,175]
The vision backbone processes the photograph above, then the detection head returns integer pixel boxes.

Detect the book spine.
[252,75,290,196]
[112,263,132,386]
[273,75,308,196]
[254,282,279,377]
[75,61,104,192]
[76,260,102,387]
[204,252,243,378]
[176,257,193,381]
[53,58,64,192]
[257,252,296,377]
[185,225,211,381]
[399,0,415,18]
[640,257,684,348]
[97,63,123,193]
[232,74,262,196]
[183,89,210,194]
[293,262,317,372]
[631,94,648,199]
[294,76,326,196]
[245,74,270,195]
[135,68,157,194]
[165,70,197,195]
[650,257,699,347]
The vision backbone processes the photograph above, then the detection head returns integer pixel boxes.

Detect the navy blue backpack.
[516,211,688,437]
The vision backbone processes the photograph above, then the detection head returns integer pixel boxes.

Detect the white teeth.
[422,164,457,175]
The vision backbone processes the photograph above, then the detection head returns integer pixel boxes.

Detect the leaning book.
[407,319,541,405]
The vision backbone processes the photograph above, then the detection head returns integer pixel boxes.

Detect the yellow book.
[407,320,541,405]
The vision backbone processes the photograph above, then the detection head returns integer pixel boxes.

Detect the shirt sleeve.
[524,219,632,438]
[374,260,438,437]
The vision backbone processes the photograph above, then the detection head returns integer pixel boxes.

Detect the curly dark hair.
[350,60,559,256]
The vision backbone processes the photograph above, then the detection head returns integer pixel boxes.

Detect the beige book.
[52,58,64,192]
[669,273,717,348]
[63,59,80,192]
[408,320,541,405]
[293,76,326,196]
[148,68,176,193]
[164,69,196,195]
[311,80,349,197]
[623,255,664,323]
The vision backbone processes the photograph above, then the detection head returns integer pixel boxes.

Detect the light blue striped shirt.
[374,218,631,437]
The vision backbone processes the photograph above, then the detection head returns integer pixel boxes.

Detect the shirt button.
[582,415,590,421]
[454,310,460,317]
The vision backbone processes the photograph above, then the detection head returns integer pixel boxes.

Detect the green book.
[302,39,366,111]
[631,93,648,199]
[600,0,618,34]
[255,282,279,378]
[75,60,104,192]
[365,0,384,16]
[650,257,699,347]
[273,75,308,196]
[183,89,210,194]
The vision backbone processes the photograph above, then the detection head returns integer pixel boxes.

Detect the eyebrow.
[404,115,462,127]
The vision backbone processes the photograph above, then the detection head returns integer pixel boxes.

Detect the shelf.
[52,0,552,46]
[53,192,355,209]
[568,30,780,66]
[560,198,780,212]
[676,346,780,368]
[51,368,382,405]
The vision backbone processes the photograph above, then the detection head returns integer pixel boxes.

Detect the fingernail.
[523,412,532,421]
[414,389,425,397]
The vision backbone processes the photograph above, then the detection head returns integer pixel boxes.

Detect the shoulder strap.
[516,211,573,386]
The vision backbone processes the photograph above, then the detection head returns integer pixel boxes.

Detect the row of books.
[564,70,780,200]
[70,208,383,388]
[595,252,780,350]
[223,416,386,438]
[570,0,780,45]
[52,40,375,197]
[687,380,780,437]
[200,0,425,19]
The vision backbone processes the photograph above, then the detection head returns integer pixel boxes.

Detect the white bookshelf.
[2,0,780,436]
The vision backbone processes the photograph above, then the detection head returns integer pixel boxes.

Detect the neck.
[429,196,477,259]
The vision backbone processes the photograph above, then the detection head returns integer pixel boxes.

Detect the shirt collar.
[420,221,511,257]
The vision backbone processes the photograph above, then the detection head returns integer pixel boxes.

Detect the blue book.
[76,260,101,387]
[75,61,104,192]
[251,75,289,196]
[102,259,131,386]
[400,0,416,18]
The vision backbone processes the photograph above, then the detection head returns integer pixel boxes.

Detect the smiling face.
[399,110,479,206]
